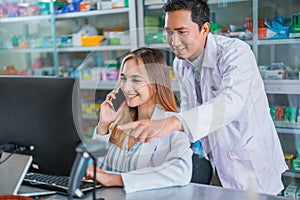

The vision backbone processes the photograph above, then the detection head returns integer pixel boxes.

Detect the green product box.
[290,13,300,38]
[37,2,50,15]
[109,38,120,45]
[210,23,220,34]
[124,0,128,7]
[144,16,161,27]
[290,107,297,123]
[290,14,300,33]
[145,32,164,44]
[284,107,290,122]
[270,106,276,120]
[292,157,300,171]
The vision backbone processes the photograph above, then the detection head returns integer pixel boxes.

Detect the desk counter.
[39,183,287,200]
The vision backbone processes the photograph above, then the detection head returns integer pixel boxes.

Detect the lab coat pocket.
[210,85,221,96]
[207,78,222,95]
[228,138,267,189]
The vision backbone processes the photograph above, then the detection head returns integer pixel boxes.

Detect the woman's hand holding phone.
[97,90,117,135]
[97,89,125,135]
[110,89,125,112]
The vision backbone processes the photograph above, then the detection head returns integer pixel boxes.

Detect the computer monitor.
[0,76,83,176]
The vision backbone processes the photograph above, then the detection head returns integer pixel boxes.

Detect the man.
[119,0,287,195]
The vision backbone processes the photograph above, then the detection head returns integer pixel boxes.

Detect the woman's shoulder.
[151,106,176,120]
[169,129,189,140]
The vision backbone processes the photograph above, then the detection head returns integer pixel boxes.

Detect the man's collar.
[187,51,204,72]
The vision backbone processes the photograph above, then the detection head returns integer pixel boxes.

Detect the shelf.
[58,45,132,52]
[0,36,132,55]
[55,8,129,19]
[140,36,300,49]
[0,15,51,23]
[145,0,250,10]
[80,80,180,91]
[0,8,130,22]
[147,43,170,49]
[80,79,300,94]
[244,40,253,45]
[256,38,300,45]
[283,170,300,179]
[82,114,98,120]
[0,1,137,76]
[0,48,55,53]
[274,121,300,129]
[145,39,254,48]
[263,80,300,94]
[276,128,300,135]
[0,41,256,54]
[208,0,250,4]
[80,80,117,90]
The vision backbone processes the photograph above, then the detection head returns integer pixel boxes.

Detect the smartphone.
[111,89,126,111]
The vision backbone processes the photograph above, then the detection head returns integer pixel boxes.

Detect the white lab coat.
[172,33,288,195]
[93,107,193,193]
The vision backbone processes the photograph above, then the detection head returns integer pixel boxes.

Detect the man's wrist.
[168,116,183,131]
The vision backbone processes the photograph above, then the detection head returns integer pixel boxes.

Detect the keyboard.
[23,172,101,194]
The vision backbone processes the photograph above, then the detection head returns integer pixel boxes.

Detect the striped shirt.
[102,136,142,173]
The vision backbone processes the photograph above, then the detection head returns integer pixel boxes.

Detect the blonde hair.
[109,47,177,148]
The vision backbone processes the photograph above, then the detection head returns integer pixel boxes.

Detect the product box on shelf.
[0,1,44,18]
[112,0,128,8]
[6,2,19,17]
[80,68,103,81]
[290,13,300,38]
[296,189,300,200]
[284,184,298,199]
[102,26,124,45]
[72,33,104,46]
[264,16,290,39]
[144,16,161,27]
[264,69,286,79]
[79,65,119,81]
[144,16,165,44]
[37,2,50,15]
[293,157,300,171]
[145,32,165,44]
[104,31,129,45]
[259,62,288,79]
[284,152,295,169]
[272,105,300,128]
[244,17,267,39]
[58,36,73,48]
[144,20,163,43]
[90,68,103,81]
[19,3,39,17]
[54,0,80,14]
[81,100,100,116]
[79,1,90,11]
[101,0,112,10]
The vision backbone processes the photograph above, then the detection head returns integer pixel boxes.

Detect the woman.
[86,47,193,193]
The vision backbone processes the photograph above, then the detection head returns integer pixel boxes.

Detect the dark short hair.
[162,0,210,30]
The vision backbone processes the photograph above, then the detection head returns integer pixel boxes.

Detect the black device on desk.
[0,76,101,197]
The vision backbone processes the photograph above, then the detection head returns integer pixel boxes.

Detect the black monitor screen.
[0,76,83,176]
